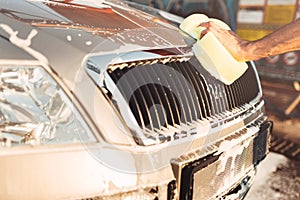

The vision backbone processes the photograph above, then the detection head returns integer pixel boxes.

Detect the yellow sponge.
[180,14,248,85]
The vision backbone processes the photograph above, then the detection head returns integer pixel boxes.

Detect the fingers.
[197,21,211,29]
[198,21,220,30]
[197,21,221,39]
[200,29,208,39]
[198,21,236,40]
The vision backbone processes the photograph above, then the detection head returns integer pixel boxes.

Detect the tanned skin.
[199,18,300,62]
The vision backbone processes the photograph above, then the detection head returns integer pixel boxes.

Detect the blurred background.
[128,0,300,199]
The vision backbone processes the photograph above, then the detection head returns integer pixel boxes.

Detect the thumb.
[200,29,209,39]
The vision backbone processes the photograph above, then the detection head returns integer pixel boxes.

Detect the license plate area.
[172,121,272,200]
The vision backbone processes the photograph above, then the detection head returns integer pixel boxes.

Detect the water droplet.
[86,41,92,46]
[66,35,72,41]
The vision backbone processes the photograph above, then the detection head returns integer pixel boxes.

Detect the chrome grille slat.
[241,77,250,103]
[224,84,235,109]
[105,58,260,145]
[213,84,224,114]
[207,84,218,116]
[148,65,180,127]
[172,62,199,123]
[218,84,228,113]
[150,64,186,126]
[172,62,201,121]
[191,67,212,118]
[228,85,238,109]
[133,67,162,130]
[167,64,192,124]
[125,68,156,130]
[156,64,188,124]
[135,69,167,129]
[141,66,170,129]
[231,80,242,106]
[228,82,237,107]
[237,78,247,104]
[178,62,204,119]
[240,77,248,103]
[108,68,151,130]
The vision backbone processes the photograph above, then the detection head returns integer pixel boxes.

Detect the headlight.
[0,66,96,146]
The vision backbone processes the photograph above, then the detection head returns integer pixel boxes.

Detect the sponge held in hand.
[180,14,248,85]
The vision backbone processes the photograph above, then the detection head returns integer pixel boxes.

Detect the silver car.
[0,0,271,199]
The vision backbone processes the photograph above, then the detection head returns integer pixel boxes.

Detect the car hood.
[0,0,190,55]
[0,0,192,86]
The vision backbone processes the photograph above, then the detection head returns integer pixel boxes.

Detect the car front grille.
[107,57,260,141]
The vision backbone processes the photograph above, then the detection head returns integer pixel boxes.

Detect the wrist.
[239,41,256,61]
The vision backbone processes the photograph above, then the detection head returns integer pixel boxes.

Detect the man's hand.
[198,21,250,62]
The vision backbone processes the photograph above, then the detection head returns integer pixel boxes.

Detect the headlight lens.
[0,66,95,146]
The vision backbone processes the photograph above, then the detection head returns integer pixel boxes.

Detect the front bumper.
[171,119,272,200]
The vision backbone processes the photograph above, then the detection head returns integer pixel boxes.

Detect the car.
[0,0,271,199]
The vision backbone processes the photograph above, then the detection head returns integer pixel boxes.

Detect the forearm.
[243,18,300,60]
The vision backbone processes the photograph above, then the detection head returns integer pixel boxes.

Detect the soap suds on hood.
[0,23,49,65]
